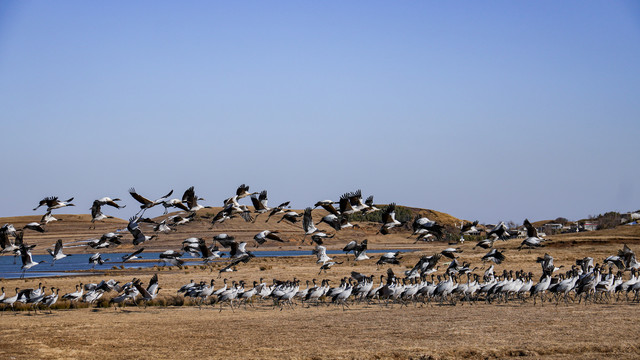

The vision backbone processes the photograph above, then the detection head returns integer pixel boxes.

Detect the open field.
[2,211,640,359]
[3,302,640,359]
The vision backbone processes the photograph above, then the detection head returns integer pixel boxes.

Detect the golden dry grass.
[2,212,640,359]
[2,302,640,359]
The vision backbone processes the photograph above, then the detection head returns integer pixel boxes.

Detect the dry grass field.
[2,210,640,359]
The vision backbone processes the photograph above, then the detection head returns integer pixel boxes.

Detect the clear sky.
[1,1,639,224]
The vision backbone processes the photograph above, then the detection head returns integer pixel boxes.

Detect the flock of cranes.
[4,243,640,313]
[2,186,395,278]
[1,184,638,312]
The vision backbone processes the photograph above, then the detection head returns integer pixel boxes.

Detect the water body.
[0,249,410,279]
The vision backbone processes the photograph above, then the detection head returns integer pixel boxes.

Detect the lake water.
[0,249,408,279]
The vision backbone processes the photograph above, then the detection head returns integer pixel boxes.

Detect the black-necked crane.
[474,235,497,249]
[105,231,124,244]
[181,186,211,212]
[1,223,17,236]
[122,248,144,263]
[254,230,284,246]
[224,184,257,206]
[250,190,270,222]
[127,216,157,245]
[216,238,250,258]
[361,195,380,215]
[332,279,353,310]
[310,232,334,245]
[530,275,552,305]
[319,260,343,274]
[338,192,357,215]
[19,243,45,279]
[488,221,512,240]
[519,236,544,251]
[12,230,34,264]
[178,279,197,294]
[210,205,233,225]
[265,201,291,222]
[445,258,464,276]
[460,220,479,235]
[211,203,253,224]
[304,279,328,305]
[33,196,75,212]
[194,279,216,307]
[604,255,625,270]
[133,274,160,307]
[354,247,370,261]
[215,280,242,312]
[214,233,235,242]
[277,210,302,225]
[161,198,190,214]
[182,280,206,300]
[1,223,17,237]
[376,251,402,266]
[2,288,20,312]
[482,248,506,264]
[40,211,61,225]
[405,254,441,278]
[168,212,196,226]
[82,288,105,304]
[0,226,18,254]
[379,203,404,235]
[41,287,59,313]
[198,238,223,263]
[441,247,463,259]
[219,253,254,277]
[26,290,47,310]
[315,213,342,231]
[17,284,43,304]
[302,207,320,242]
[343,239,367,260]
[576,265,602,303]
[576,257,594,274]
[181,238,201,257]
[90,201,113,229]
[339,214,359,230]
[347,190,368,213]
[109,287,137,309]
[153,218,175,233]
[61,283,84,306]
[95,197,126,209]
[351,272,374,302]
[313,199,339,215]
[239,281,261,308]
[89,252,108,269]
[411,215,444,239]
[617,244,640,271]
[213,279,229,297]
[312,245,332,264]
[159,250,184,267]
[47,239,71,266]
[23,222,46,233]
[518,219,545,251]
[129,187,173,214]
[87,232,123,249]
[537,253,563,279]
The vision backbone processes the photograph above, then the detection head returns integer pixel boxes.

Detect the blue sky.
[0,1,638,224]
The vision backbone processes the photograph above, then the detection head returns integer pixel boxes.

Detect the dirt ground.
[2,211,640,359]
[2,302,640,359]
